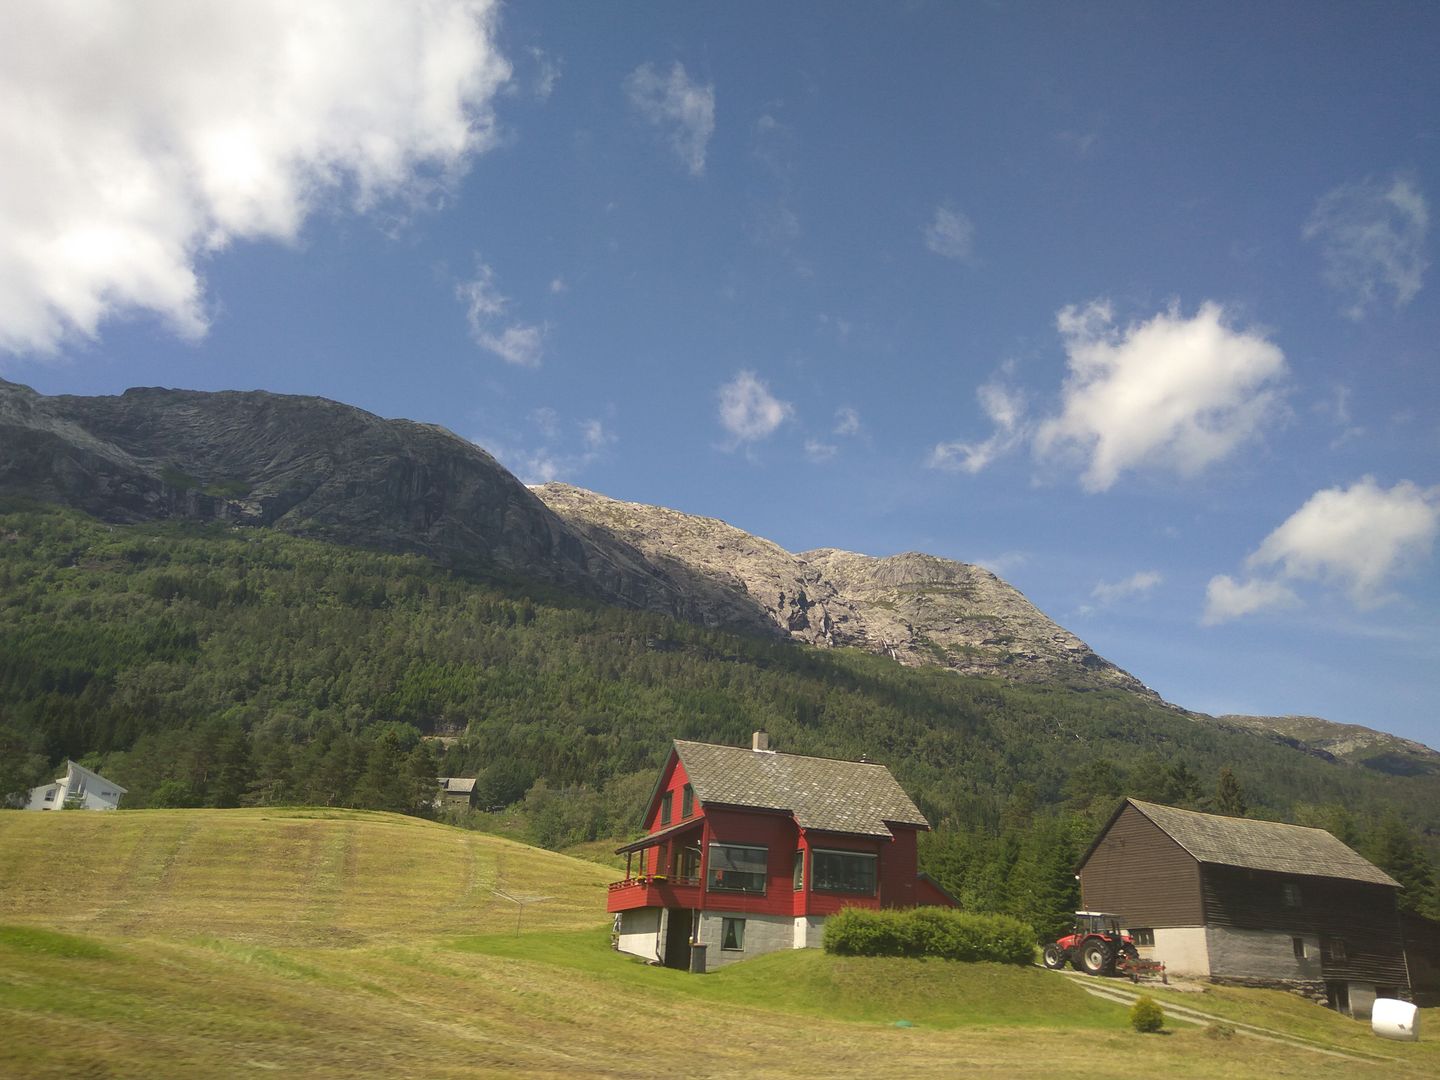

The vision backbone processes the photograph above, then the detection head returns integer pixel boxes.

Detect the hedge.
[822,907,1035,964]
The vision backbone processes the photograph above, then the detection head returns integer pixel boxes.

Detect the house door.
[663,908,693,970]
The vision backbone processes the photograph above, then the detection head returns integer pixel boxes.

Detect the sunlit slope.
[0,808,612,944]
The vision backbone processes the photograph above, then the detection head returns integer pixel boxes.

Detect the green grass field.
[2,810,1435,1078]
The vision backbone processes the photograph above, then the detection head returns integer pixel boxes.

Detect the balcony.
[605,874,703,913]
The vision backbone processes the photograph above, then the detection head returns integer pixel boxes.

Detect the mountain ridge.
[2,377,1432,764]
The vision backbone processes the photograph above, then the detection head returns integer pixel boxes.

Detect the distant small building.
[1077,798,1410,1018]
[435,776,478,811]
[608,732,954,971]
[25,761,126,811]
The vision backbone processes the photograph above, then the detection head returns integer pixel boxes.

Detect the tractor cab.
[1071,911,1126,938]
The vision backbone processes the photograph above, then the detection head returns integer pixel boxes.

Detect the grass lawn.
[2,809,1435,1078]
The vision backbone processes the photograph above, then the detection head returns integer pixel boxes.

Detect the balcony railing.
[606,874,703,912]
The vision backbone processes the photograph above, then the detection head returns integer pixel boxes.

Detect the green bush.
[1130,995,1164,1033]
[822,907,1034,964]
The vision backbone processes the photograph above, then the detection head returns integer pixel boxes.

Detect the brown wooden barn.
[1076,798,1410,1017]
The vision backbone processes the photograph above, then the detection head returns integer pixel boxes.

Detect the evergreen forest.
[2,504,1437,929]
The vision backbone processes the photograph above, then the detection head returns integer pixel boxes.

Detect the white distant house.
[25,761,126,811]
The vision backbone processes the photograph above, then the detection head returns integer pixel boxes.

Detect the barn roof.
[1120,798,1400,887]
[673,740,929,838]
[437,777,476,794]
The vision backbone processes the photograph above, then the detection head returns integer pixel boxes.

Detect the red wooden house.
[608,732,955,969]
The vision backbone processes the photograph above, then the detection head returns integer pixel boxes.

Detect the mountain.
[2,378,1430,764]
[534,483,1151,696]
[0,378,1146,694]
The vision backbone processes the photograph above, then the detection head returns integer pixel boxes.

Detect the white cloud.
[833,407,861,437]
[475,411,615,485]
[529,406,560,439]
[928,366,1027,474]
[624,62,714,177]
[1202,575,1299,625]
[457,263,545,367]
[549,277,568,294]
[1092,570,1163,605]
[1247,477,1440,605]
[529,48,562,101]
[579,418,615,452]
[1034,301,1287,492]
[0,0,510,355]
[717,370,792,444]
[1304,175,1430,320]
[923,205,975,261]
[804,439,838,463]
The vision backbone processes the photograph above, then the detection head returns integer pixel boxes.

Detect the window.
[721,918,746,951]
[1292,937,1306,960]
[812,850,878,895]
[1281,882,1302,908]
[1131,928,1155,947]
[43,790,54,801]
[674,845,700,883]
[792,850,805,891]
[682,784,694,818]
[660,792,673,826]
[707,844,768,893]
[1322,938,1347,963]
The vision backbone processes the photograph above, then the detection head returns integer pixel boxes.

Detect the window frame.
[1292,936,1306,960]
[792,850,805,892]
[811,848,879,896]
[659,791,673,826]
[1130,928,1155,948]
[706,843,769,895]
[721,917,746,952]
[681,784,694,818]
[1280,881,1302,908]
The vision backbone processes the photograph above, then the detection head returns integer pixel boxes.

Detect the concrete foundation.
[615,908,661,962]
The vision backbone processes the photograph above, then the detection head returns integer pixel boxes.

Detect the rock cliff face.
[533,483,1152,694]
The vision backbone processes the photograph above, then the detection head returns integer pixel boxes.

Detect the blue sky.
[3,2,1437,747]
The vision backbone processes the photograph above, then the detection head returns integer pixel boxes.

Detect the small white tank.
[1371,997,1419,1042]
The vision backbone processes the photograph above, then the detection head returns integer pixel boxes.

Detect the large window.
[813,850,877,895]
[707,844,768,894]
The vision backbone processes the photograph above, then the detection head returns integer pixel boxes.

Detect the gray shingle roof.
[1128,798,1399,887]
[437,777,476,794]
[674,740,929,837]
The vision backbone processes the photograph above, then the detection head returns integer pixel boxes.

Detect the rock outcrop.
[534,483,1152,693]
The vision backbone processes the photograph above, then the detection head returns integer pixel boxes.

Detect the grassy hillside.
[0,808,610,944]
[1,810,1435,1079]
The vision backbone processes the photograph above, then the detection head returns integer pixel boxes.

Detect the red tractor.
[1042,911,1140,976]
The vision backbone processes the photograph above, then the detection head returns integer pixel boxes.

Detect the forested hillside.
[3,503,1438,927]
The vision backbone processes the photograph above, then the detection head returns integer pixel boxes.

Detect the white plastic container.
[1371,997,1419,1042]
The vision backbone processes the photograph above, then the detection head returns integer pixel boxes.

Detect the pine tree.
[1215,766,1247,817]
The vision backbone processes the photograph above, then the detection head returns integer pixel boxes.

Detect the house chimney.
[751,730,770,752]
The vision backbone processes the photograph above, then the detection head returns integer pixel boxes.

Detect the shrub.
[1130,995,1164,1033]
[822,907,1034,965]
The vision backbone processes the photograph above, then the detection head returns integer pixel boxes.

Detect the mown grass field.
[1,809,1435,1078]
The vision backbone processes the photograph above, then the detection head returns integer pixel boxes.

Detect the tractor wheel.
[1042,943,1068,970]
[1079,939,1112,976]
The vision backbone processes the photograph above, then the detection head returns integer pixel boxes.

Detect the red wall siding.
[635,755,700,876]
[800,829,889,915]
[701,806,802,917]
[880,825,919,909]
